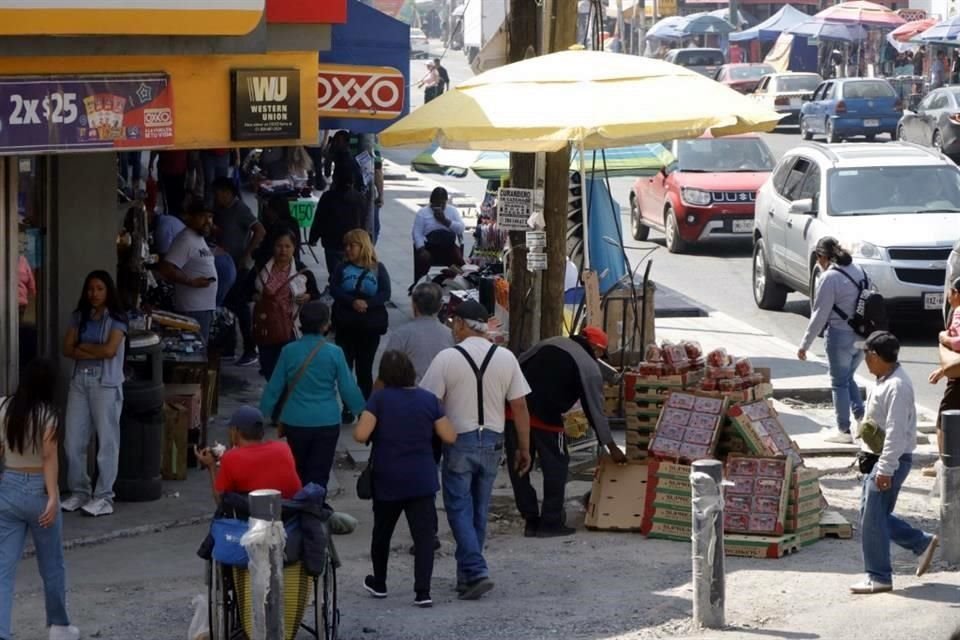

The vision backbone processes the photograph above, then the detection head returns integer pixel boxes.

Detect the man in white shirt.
[851,331,938,594]
[159,202,218,342]
[420,300,531,601]
[412,187,465,284]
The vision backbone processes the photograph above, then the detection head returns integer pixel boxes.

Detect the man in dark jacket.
[504,328,627,538]
[309,172,367,286]
[434,58,450,95]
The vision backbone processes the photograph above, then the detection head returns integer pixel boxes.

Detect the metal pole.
[246,489,285,640]
[690,459,725,629]
[578,138,590,270]
[941,410,960,565]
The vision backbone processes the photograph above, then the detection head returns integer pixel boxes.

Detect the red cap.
[580,327,609,351]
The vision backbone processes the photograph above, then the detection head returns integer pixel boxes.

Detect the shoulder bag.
[272,339,326,437]
[254,268,308,346]
[356,439,375,500]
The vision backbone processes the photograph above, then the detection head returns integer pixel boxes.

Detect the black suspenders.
[453,345,498,426]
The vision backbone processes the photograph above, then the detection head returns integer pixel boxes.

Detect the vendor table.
[162,348,220,450]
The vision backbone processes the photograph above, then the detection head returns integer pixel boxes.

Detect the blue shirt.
[153,213,186,256]
[260,334,365,428]
[366,387,444,500]
[71,310,128,387]
[338,263,378,298]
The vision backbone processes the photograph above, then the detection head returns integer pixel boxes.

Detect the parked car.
[752,142,960,319]
[799,78,902,142]
[714,63,776,94]
[664,48,725,77]
[752,72,822,125]
[629,133,775,253]
[897,85,960,157]
[410,27,431,59]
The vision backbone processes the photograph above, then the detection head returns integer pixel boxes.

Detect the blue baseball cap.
[229,406,264,430]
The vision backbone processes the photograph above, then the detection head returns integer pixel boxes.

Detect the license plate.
[924,292,944,311]
[790,98,800,108]
[732,219,752,233]
[864,119,880,127]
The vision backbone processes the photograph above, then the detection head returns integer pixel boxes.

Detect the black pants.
[371,495,437,594]
[258,339,291,381]
[323,249,344,289]
[285,426,340,489]
[159,172,186,216]
[335,329,380,398]
[938,377,960,430]
[505,420,570,528]
[225,268,255,356]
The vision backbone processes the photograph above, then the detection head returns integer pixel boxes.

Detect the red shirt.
[215,441,303,499]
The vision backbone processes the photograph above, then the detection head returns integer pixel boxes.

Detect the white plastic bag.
[188,594,210,640]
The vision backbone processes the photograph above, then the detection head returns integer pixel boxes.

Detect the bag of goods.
[706,365,736,380]
[719,378,738,393]
[645,343,664,362]
[661,341,689,367]
[734,357,754,377]
[682,340,703,360]
[749,372,766,387]
[701,378,718,392]
[637,361,664,376]
[706,348,729,368]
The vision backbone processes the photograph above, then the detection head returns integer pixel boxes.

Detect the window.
[827,165,960,215]
[781,157,814,201]
[795,166,821,205]
[927,93,949,111]
[841,80,896,99]
[777,75,821,93]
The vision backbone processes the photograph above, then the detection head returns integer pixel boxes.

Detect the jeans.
[182,310,214,344]
[860,455,932,584]
[285,426,340,489]
[0,471,70,639]
[505,422,569,528]
[442,429,503,583]
[371,495,436,594]
[825,327,865,433]
[64,370,123,502]
[335,330,380,399]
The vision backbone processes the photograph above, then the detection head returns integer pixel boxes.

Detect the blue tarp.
[319,0,411,134]
[585,177,627,294]
[729,5,811,43]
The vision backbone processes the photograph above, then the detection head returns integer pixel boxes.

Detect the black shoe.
[454,581,467,594]
[409,537,442,555]
[458,577,494,600]
[414,592,433,608]
[537,525,576,538]
[524,518,540,538]
[236,352,259,367]
[363,575,387,599]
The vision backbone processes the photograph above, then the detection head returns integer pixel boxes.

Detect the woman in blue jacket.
[261,301,364,489]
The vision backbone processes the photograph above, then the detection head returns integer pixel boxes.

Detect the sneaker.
[363,575,387,599]
[458,577,494,600]
[824,431,854,445]
[236,352,259,367]
[454,581,467,594]
[49,625,80,640]
[849,577,892,594]
[917,535,939,577]
[537,525,576,538]
[81,498,114,517]
[524,518,540,538]
[60,495,88,512]
[414,592,433,608]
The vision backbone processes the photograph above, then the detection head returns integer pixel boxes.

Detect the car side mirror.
[789,198,815,215]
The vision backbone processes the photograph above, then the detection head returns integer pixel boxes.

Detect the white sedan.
[752,72,822,126]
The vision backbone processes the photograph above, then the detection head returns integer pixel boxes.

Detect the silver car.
[751,141,960,317]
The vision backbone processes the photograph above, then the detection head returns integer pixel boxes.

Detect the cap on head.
[453,300,489,323]
[580,327,609,351]
[230,406,265,440]
[857,330,900,363]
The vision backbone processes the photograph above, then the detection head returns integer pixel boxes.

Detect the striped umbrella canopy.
[917,15,960,42]
[411,142,674,179]
[787,19,868,42]
[814,1,906,28]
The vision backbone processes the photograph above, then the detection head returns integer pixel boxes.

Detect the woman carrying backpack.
[798,237,868,444]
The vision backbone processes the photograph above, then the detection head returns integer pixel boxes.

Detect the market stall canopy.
[814,1,905,28]
[647,16,687,39]
[729,5,811,43]
[710,8,759,28]
[379,48,783,152]
[890,17,936,42]
[411,143,673,179]
[787,19,867,42]
[681,12,736,35]
[917,16,960,42]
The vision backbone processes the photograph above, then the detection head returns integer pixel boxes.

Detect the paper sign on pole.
[497,188,534,231]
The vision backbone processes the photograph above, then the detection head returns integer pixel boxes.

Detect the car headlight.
[849,241,883,260]
[681,188,711,206]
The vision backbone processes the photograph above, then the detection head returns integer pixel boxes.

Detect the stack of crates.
[627,372,701,462]
[788,467,823,547]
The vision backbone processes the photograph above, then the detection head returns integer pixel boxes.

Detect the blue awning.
[729,5,811,43]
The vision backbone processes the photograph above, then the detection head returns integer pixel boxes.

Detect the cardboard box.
[164,383,202,430]
[161,402,190,481]
[787,494,821,516]
[724,533,799,559]
[820,510,853,539]
[726,400,803,467]
[786,510,821,533]
[796,525,821,547]
[648,391,727,463]
[724,455,793,536]
[585,458,648,531]
[645,520,691,542]
[789,480,820,502]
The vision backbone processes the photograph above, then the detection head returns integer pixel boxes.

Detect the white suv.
[752,142,960,316]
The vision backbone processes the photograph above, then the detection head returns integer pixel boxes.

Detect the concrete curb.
[24,515,211,560]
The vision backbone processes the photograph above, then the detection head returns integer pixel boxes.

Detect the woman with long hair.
[331,229,392,414]
[798,237,867,444]
[0,358,79,640]
[412,187,465,283]
[61,270,129,517]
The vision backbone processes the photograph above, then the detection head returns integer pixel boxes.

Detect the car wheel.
[629,194,650,241]
[934,130,944,151]
[894,125,904,141]
[800,117,813,141]
[826,118,839,143]
[664,206,687,254]
[753,239,788,311]
[865,133,876,142]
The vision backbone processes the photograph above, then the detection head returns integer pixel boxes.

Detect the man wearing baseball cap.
[851,331,938,594]
[195,406,302,504]
[505,327,628,539]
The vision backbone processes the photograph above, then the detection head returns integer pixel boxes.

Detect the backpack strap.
[830,266,867,321]
[453,344,498,427]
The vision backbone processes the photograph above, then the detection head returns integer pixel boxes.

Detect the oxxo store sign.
[317,64,405,120]
[231,68,301,141]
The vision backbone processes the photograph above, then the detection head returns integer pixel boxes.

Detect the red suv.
[629,133,775,253]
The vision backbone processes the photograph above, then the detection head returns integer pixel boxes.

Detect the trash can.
[115,332,164,502]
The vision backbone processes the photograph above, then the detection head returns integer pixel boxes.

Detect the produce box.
[786,510,821,533]
[648,391,728,463]
[819,510,853,539]
[723,455,792,536]
[164,383,202,430]
[726,400,803,467]
[161,402,190,481]
[641,459,692,536]
[789,478,821,502]
[724,533,799,559]
[585,458,648,532]
[796,525,821,547]
[645,520,691,542]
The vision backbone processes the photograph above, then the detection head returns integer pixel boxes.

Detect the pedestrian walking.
[797,237,866,444]
[506,328,628,538]
[412,187,465,284]
[309,171,367,287]
[253,229,314,380]
[419,300,532,600]
[260,302,365,489]
[0,359,80,640]
[926,277,960,476]
[159,201,218,342]
[331,229,392,407]
[61,271,128,517]
[384,282,453,382]
[323,130,365,190]
[851,331,938,594]
[355,351,457,607]
[212,175,265,366]
[253,196,301,270]
[433,58,450,95]
[151,150,189,217]
[417,62,441,103]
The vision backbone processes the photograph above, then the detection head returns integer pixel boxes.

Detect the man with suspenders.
[420,301,532,600]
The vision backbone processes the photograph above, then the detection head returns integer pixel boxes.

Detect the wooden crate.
[820,510,853,539]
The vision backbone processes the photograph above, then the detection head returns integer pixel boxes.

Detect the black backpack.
[831,267,888,337]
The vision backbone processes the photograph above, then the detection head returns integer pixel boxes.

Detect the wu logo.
[248,76,288,102]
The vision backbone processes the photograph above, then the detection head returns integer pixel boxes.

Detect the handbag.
[356,440,375,500]
[271,338,326,432]
[253,268,307,346]
[939,344,960,379]
[857,451,880,475]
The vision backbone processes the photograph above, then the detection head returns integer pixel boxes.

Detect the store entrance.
[14,157,51,373]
